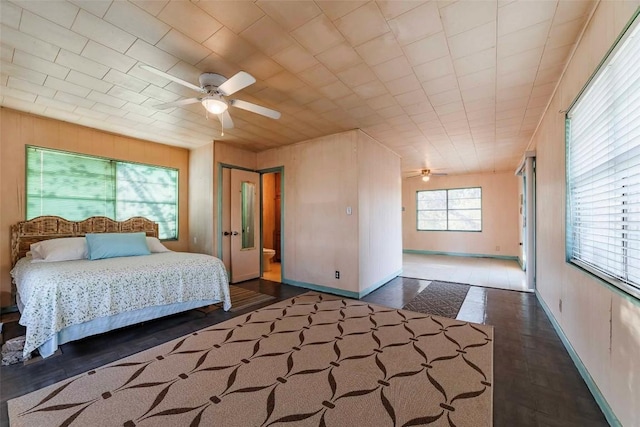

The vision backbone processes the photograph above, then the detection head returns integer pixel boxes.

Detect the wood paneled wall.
[0,108,190,307]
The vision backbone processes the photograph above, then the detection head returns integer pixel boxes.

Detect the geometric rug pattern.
[403,280,471,319]
[8,292,493,426]
[196,285,276,314]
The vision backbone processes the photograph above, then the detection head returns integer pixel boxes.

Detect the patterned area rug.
[196,285,276,313]
[8,293,493,427]
[403,280,471,319]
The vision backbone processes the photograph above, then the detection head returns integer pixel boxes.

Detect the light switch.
[346,206,352,215]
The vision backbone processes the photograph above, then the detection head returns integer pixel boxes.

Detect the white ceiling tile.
[497,20,551,58]
[141,84,181,102]
[7,76,56,98]
[377,0,426,20]
[15,1,79,28]
[157,30,211,66]
[355,32,403,66]
[458,67,496,90]
[12,50,70,79]
[86,89,126,108]
[105,1,171,44]
[413,56,455,82]
[546,17,585,50]
[440,0,496,36]
[65,69,113,92]
[553,0,595,24]
[385,74,422,96]
[0,60,47,84]
[102,68,149,93]
[497,66,537,89]
[395,89,429,107]
[447,21,496,60]
[453,47,496,76]
[54,91,95,109]
[121,101,157,117]
[334,2,389,46]
[129,0,167,17]
[56,49,109,78]
[194,1,264,34]
[428,88,462,106]
[403,32,449,66]
[318,80,352,100]
[74,106,109,120]
[158,1,222,43]
[72,10,135,53]
[81,40,136,73]
[256,0,321,32]
[316,1,368,20]
[45,75,91,97]
[0,23,59,61]
[125,39,179,71]
[20,10,87,54]
[421,74,459,96]
[1,45,14,64]
[108,85,148,104]
[337,63,377,87]
[497,0,556,36]
[352,80,388,99]
[236,52,283,81]
[91,102,127,116]
[371,56,412,83]
[366,93,397,110]
[1,2,22,29]
[388,1,442,46]
[242,15,297,56]
[69,0,113,18]
[290,14,344,55]
[204,27,257,65]
[316,42,361,73]
[35,95,77,111]
[0,85,37,102]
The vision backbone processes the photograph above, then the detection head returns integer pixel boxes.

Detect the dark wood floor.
[0,278,607,426]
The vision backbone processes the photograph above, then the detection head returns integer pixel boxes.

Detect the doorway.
[517,152,536,291]
[260,169,282,282]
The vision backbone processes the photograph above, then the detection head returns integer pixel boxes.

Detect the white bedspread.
[11,252,231,356]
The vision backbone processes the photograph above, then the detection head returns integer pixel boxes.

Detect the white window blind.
[417,188,482,231]
[566,14,640,299]
[27,146,179,240]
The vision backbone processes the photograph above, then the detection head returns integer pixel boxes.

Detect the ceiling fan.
[406,169,447,182]
[140,65,281,133]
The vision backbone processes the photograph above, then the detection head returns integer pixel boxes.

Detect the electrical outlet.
[559,299,563,313]
[495,245,500,251]
[335,271,340,279]
[193,236,197,244]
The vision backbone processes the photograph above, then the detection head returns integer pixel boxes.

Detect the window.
[566,13,640,299]
[26,146,179,240]
[417,187,482,231]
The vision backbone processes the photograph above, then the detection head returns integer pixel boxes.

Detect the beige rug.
[8,293,493,427]
[196,285,276,313]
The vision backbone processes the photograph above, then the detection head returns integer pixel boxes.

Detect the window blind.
[566,14,640,298]
[26,147,179,240]
[417,187,482,231]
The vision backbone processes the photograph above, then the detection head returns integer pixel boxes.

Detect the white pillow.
[30,237,88,262]
[146,237,171,253]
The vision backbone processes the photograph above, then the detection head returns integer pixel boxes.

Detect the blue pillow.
[86,232,151,260]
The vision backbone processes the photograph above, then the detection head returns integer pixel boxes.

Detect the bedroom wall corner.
[0,108,190,308]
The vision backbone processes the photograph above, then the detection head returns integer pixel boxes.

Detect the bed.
[9,216,231,359]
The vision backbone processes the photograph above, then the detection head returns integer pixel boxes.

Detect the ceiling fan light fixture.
[422,175,430,182]
[201,97,228,114]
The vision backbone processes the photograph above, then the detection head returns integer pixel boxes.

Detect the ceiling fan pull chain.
[221,114,224,137]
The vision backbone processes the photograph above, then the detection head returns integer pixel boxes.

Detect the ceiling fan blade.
[217,71,256,96]
[153,98,201,110]
[218,110,234,129]
[139,65,204,93]
[230,99,281,119]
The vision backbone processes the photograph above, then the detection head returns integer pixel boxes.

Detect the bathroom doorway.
[261,168,283,282]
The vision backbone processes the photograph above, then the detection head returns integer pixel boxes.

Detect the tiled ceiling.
[0,0,595,174]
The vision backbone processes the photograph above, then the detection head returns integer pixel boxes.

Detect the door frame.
[259,166,285,283]
[217,163,259,281]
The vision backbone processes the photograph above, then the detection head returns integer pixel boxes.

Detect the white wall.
[189,143,214,255]
[258,129,402,296]
[532,2,640,425]
[357,131,403,293]
[402,171,520,258]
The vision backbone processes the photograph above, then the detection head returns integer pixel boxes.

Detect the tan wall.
[189,143,214,255]
[262,173,276,251]
[357,131,403,292]
[402,171,520,257]
[532,2,640,425]
[0,108,190,307]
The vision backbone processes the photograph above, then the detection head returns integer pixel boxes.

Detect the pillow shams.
[146,237,171,253]
[30,237,88,262]
[86,232,151,260]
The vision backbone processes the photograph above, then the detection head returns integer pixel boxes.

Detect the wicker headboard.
[11,216,159,267]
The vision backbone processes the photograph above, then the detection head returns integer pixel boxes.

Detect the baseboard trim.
[358,269,403,298]
[283,279,360,299]
[403,249,519,261]
[535,291,621,426]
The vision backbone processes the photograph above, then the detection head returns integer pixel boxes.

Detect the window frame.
[564,10,640,301]
[416,187,483,232]
[25,145,180,241]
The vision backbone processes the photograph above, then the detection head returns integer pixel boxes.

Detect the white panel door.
[230,168,260,283]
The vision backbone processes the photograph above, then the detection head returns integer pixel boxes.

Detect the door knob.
[232,231,239,236]
[223,231,231,236]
